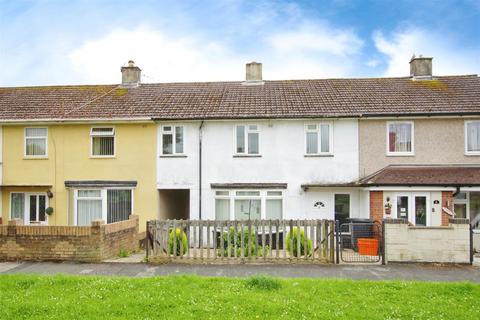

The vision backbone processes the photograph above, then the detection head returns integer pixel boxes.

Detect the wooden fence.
[146,219,335,263]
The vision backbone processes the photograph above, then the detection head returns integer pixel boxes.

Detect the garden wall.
[384,218,470,264]
[0,215,139,262]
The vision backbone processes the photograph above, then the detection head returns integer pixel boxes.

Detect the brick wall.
[0,215,139,262]
[370,191,384,222]
[442,191,454,226]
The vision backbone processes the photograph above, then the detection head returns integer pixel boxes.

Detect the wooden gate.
[146,219,335,263]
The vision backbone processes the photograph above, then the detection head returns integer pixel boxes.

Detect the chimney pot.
[410,55,433,79]
[245,61,263,83]
[121,60,141,87]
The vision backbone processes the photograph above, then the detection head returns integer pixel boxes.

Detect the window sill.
[233,155,262,158]
[465,152,480,156]
[160,155,188,158]
[23,156,48,160]
[90,156,116,159]
[304,154,333,157]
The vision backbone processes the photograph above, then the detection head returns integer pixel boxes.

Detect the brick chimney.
[410,55,433,79]
[243,61,264,85]
[121,60,141,87]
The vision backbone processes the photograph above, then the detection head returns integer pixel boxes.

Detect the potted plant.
[384,197,392,215]
[45,207,54,216]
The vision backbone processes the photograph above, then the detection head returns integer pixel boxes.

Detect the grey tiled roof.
[0,75,479,121]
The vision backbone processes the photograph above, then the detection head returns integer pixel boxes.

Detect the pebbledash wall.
[384,218,471,264]
[0,215,139,262]
[157,119,369,220]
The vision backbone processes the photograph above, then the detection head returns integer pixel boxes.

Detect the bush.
[169,228,188,256]
[118,249,130,258]
[245,275,281,290]
[220,227,269,257]
[286,227,312,257]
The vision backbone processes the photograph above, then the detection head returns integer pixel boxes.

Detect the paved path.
[1,262,480,282]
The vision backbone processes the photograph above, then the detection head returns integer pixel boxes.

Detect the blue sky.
[0,0,479,86]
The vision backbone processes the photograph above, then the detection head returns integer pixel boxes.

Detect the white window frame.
[90,127,116,158]
[234,124,261,156]
[160,125,185,156]
[304,122,334,156]
[465,120,480,155]
[24,127,48,158]
[73,188,134,225]
[9,192,49,225]
[393,192,430,226]
[386,121,415,156]
[214,189,284,220]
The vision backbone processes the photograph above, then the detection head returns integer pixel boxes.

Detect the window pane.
[11,193,25,220]
[215,191,229,196]
[92,137,114,156]
[91,127,114,135]
[29,195,37,222]
[162,134,173,154]
[306,132,318,154]
[175,126,184,154]
[467,122,480,152]
[266,199,282,219]
[234,199,261,220]
[320,124,330,153]
[26,128,47,137]
[267,191,282,196]
[215,199,230,220]
[107,190,132,223]
[470,192,480,225]
[236,191,260,196]
[39,195,46,222]
[389,123,412,152]
[26,138,46,156]
[307,124,317,130]
[455,192,467,200]
[248,132,259,154]
[78,190,101,198]
[236,126,245,153]
[77,199,103,226]
[454,203,467,219]
[415,196,427,226]
[334,194,350,225]
[397,196,409,219]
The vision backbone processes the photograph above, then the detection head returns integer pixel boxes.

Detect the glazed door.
[413,194,430,226]
[27,194,47,225]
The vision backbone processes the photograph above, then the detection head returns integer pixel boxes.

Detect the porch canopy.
[359,165,480,187]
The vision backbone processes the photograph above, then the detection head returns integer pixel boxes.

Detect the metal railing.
[146,219,335,263]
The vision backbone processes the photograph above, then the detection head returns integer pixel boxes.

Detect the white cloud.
[68,22,364,84]
[373,28,480,77]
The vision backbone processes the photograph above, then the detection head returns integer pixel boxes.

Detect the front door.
[394,193,430,226]
[26,194,47,225]
[413,195,429,226]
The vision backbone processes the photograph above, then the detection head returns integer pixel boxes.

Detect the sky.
[0,0,479,86]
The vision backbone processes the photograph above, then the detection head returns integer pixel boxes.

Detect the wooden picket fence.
[146,219,335,263]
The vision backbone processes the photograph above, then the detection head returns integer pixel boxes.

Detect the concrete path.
[1,261,480,282]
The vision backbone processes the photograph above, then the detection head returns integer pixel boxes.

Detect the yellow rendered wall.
[2,123,158,231]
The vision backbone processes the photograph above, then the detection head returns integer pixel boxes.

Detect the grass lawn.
[0,274,479,319]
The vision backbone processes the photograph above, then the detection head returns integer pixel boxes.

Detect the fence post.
[470,223,474,265]
[381,219,386,265]
[146,221,150,260]
[335,220,340,264]
[329,221,335,263]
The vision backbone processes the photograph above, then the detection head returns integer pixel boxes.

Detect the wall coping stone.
[383,218,408,224]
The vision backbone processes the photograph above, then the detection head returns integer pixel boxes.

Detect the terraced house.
[0,57,479,233]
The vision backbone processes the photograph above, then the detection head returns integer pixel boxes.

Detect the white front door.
[25,193,48,225]
[394,193,430,226]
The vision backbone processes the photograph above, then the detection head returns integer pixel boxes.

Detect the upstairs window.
[91,127,115,157]
[387,122,414,155]
[305,123,332,155]
[161,125,184,155]
[235,124,259,155]
[465,121,480,155]
[25,128,47,157]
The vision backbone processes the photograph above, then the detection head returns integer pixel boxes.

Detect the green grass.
[0,274,479,319]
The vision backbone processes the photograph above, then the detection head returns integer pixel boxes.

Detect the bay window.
[214,190,283,220]
[235,125,259,155]
[161,125,184,155]
[465,121,480,155]
[75,189,133,225]
[91,127,115,157]
[305,123,332,155]
[25,128,48,157]
[387,121,414,155]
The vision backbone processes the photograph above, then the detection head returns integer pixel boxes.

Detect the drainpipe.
[453,186,461,198]
[198,121,204,220]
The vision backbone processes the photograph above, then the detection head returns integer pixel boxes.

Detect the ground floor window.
[215,190,283,220]
[75,189,133,226]
[10,192,48,225]
[334,194,350,225]
[454,191,480,224]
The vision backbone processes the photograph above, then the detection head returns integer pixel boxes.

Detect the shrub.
[118,249,130,258]
[286,227,312,257]
[220,227,269,257]
[245,275,281,290]
[169,228,188,256]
